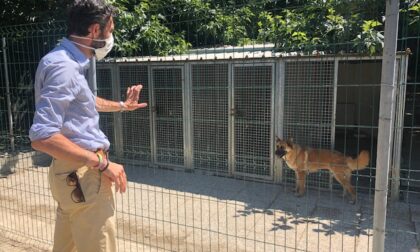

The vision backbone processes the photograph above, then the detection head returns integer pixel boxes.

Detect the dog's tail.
[347,150,370,171]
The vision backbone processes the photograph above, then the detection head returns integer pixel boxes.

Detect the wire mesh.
[282,60,335,188]
[153,67,184,166]
[0,21,65,250]
[0,1,419,251]
[119,65,151,162]
[192,63,229,173]
[97,67,115,154]
[234,64,273,178]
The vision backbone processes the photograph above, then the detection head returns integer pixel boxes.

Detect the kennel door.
[232,64,274,179]
[119,65,152,162]
[151,66,185,166]
[282,60,335,187]
[191,63,229,173]
[96,66,115,154]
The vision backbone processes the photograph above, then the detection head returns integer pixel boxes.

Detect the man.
[29,1,146,251]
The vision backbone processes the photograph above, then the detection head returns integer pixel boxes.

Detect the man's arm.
[96,84,147,112]
[96,97,125,112]
[31,133,99,167]
[32,134,127,193]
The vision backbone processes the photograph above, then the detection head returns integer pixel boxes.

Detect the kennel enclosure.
[96,50,409,196]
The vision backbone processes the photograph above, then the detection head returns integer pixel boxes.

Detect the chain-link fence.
[0,1,419,251]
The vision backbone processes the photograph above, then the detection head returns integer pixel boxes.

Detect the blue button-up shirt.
[29,38,110,151]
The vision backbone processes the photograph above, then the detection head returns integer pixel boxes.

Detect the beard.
[90,31,106,49]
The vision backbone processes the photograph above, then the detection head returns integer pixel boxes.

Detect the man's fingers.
[137,103,148,108]
[120,176,126,193]
[125,103,148,111]
[114,174,121,193]
[127,88,137,102]
[103,169,115,182]
[123,172,127,192]
[124,85,143,106]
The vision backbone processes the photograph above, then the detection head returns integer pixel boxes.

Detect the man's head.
[67,0,116,59]
[67,0,115,38]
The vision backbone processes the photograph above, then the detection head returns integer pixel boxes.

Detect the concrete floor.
[0,154,419,251]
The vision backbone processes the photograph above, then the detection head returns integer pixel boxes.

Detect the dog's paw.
[295,192,305,198]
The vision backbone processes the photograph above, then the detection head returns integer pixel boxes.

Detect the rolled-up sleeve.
[29,62,79,141]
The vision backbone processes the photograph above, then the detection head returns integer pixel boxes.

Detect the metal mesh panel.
[153,68,184,165]
[335,60,381,193]
[119,65,151,162]
[0,62,11,151]
[234,65,272,177]
[0,22,66,249]
[97,68,115,153]
[192,64,229,173]
[283,60,335,187]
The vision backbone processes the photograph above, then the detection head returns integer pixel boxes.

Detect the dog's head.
[275,136,294,158]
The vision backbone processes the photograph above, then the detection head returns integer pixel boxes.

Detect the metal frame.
[188,61,230,174]
[330,58,339,189]
[112,64,124,159]
[95,63,124,159]
[150,64,186,169]
[391,56,409,200]
[281,58,336,189]
[2,37,14,152]
[183,63,193,170]
[273,61,285,183]
[231,62,276,180]
[228,62,234,176]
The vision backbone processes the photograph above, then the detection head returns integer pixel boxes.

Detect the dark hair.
[67,0,116,37]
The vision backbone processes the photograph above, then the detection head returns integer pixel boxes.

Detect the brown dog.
[275,137,370,203]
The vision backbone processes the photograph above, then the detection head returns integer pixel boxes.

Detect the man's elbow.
[31,138,51,152]
[31,140,43,151]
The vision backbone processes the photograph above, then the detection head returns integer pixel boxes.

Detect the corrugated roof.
[101,44,409,63]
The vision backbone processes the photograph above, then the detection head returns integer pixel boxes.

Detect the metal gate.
[151,66,185,166]
[191,63,229,173]
[119,65,151,162]
[232,63,274,179]
[281,59,336,187]
[96,67,115,153]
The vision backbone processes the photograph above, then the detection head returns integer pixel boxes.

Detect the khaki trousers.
[48,159,116,252]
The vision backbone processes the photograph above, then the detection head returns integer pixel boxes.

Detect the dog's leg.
[293,171,299,193]
[333,171,356,204]
[344,171,356,203]
[295,171,306,197]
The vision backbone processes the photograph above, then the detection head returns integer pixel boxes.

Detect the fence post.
[2,37,15,152]
[372,0,399,251]
[89,56,97,96]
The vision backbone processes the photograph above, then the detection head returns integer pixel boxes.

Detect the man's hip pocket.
[49,163,107,210]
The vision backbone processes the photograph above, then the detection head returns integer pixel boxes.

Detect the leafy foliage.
[0,0,419,56]
[109,0,389,56]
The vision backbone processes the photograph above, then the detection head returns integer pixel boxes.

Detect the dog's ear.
[276,136,281,142]
[286,138,294,147]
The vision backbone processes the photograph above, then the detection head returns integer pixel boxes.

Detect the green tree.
[1,0,419,56]
[0,0,71,26]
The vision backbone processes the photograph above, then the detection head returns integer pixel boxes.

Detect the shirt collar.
[60,37,91,69]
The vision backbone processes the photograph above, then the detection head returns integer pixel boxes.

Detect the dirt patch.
[0,229,51,252]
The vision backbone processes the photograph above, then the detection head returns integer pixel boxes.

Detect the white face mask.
[70,34,114,60]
